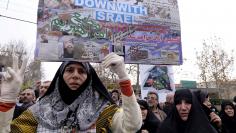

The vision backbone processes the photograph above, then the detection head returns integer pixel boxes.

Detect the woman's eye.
[65,68,74,73]
[78,69,86,74]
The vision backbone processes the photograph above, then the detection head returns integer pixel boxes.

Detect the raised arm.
[0,54,27,132]
[102,53,142,132]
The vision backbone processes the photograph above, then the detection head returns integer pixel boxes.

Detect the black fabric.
[174,89,192,105]
[34,89,39,99]
[41,61,114,104]
[13,102,34,120]
[159,89,218,133]
[194,90,221,133]
[194,90,219,114]
[137,100,149,110]
[194,90,213,117]
[195,90,209,104]
[220,100,236,133]
[137,100,160,133]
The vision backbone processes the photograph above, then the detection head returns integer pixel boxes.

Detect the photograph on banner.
[140,65,175,102]
[35,0,182,64]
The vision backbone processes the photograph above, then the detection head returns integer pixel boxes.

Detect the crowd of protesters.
[0,53,142,132]
[0,53,236,133]
[134,89,236,133]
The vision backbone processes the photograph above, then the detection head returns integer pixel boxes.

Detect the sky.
[0,0,236,83]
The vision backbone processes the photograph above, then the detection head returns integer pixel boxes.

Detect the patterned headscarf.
[30,61,114,131]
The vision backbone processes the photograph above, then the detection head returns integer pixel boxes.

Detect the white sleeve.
[0,107,15,133]
[111,93,142,133]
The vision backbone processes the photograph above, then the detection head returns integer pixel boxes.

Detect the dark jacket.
[13,102,34,119]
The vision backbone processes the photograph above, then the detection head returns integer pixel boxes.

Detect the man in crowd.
[13,88,35,119]
[147,90,167,122]
[163,93,174,115]
[39,80,51,98]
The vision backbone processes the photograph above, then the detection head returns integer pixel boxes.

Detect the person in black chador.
[194,90,222,133]
[159,89,217,133]
[220,100,236,133]
[137,100,160,133]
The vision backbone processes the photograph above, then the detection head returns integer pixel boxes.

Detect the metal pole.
[6,0,10,10]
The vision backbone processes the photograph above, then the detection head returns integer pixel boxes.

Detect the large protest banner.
[35,0,182,65]
[140,65,175,102]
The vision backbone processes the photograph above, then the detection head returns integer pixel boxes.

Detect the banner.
[140,65,175,102]
[35,0,182,65]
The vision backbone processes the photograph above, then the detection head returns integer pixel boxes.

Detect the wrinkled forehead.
[65,63,85,70]
[147,92,158,99]
[21,89,34,95]
[42,81,51,86]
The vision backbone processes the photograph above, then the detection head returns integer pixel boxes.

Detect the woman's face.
[224,105,234,117]
[203,97,212,108]
[176,100,192,121]
[63,63,87,90]
[140,106,148,120]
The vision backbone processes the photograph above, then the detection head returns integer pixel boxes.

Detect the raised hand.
[0,54,27,103]
[101,52,129,81]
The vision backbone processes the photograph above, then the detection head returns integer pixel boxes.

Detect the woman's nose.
[72,70,80,78]
[180,103,187,109]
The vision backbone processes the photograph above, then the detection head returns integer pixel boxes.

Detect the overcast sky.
[0,0,236,83]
